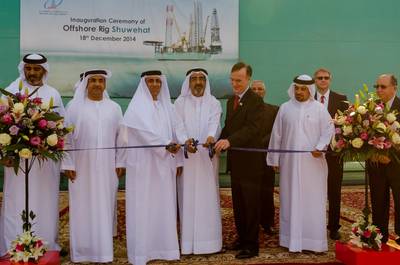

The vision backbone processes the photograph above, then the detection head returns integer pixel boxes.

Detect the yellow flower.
[351,138,364,149]
[335,115,346,125]
[46,134,58,146]
[386,113,397,123]
[342,125,353,136]
[19,148,32,159]
[0,133,11,146]
[12,103,25,114]
[357,105,367,115]
[391,133,400,145]
[376,122,387,132]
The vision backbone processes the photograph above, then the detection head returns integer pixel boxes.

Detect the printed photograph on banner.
[20,0,239,98]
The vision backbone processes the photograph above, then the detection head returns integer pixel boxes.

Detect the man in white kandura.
[0,54,65,254]
[267,74,334,253]
[174,68,223,254]
[61,69,126,263]
[123,70,181,265]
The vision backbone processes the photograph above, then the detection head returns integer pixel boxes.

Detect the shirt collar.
[237,86,250,99]
[387,94,396,109]
[317,88,330,98]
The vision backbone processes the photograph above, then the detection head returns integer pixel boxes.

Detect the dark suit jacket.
[316,90,348,156]
[387,96,400,166]
[220,89,265,174]
[315,90,348,118]
[260,103,279,148]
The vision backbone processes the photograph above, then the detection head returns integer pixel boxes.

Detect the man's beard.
[191,86,205,97]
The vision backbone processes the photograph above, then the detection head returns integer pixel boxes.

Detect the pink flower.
[15,93,27,102]
[56,138,64,149]
[337,139,346,148]
[38,119,48,129]
[360,132,369,140]
[9,125,19,135]
[30,136,41,146]
[0,105,9,113]
[345,116,353,124]
[352,226,358,234]
[363,230,372,238]
[335,128,342,134]
[47,121,56,129]
[368,136,386,149]
[32,97,42,105]
[384,141,392,149]
[27,108,38,117]
[35,240,43,248]
[15,243,24,252]
[1,113,13,125]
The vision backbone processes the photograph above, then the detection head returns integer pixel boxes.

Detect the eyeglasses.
[374,84,387,89]
[316,76,330,80]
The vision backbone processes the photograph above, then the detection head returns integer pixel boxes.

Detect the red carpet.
[7,186,397,264]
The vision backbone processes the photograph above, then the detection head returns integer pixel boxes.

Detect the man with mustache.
[0,54,65,255]
[267,75,334,253]
[174,68,223,255]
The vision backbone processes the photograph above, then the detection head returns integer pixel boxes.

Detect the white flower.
[376,122,387,132]
[46,134,58,146]
[40,101,49,111]
[386,113,397,123]
[19,148,32,159]
[375,106,383,114]
[392,121,400,130]
[0,133,11,146]
[391,133,400,145]
[12,103,25,114]
[342,125,353,136]
[357,105,367,115]
[351,138,364,148]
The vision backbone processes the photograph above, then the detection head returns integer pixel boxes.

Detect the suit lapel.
[226,89,250,122]
[328,91,336,117]
[390,96,400,112]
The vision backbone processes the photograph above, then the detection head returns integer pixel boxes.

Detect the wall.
[1,0,400,105]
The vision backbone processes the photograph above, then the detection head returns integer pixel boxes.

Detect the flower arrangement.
[0,81,73,262]
[8,230,47,263]
[349,209,383,250]
[0,81,72,174]
[331,84,400,162]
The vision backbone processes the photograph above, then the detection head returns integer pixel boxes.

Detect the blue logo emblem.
[44,0,63,9]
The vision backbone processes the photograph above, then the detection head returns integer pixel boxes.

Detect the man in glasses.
[314,68,348,240]
[368,74,400,245]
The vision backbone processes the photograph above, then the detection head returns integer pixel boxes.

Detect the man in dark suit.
[314,68,348,240]
[251,80,279,235]
[367,74,400,244]
[215,62,264,259]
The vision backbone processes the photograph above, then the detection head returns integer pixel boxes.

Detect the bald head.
[375,74,397,103]
[251,80,266,98]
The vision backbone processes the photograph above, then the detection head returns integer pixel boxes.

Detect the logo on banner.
[40,0,67,15]
[44,0,63,9]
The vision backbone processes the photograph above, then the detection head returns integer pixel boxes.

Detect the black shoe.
[227,240,242,251]
[329,230,341,240]
[235,249,258,259]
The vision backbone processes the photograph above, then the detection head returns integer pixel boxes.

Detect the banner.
[20,0,239,98]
